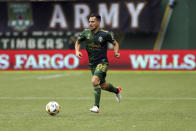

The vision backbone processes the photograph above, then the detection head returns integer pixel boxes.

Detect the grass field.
[0,71,196,131]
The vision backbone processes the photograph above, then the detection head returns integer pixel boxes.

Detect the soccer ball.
[46,101,60,116]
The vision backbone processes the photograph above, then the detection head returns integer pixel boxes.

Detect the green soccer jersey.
[77,29,115,66]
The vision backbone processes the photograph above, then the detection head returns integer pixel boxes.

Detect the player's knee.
[100,83,107,90]
[92,76,100,87]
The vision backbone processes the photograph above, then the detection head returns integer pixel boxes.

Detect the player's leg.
[100,82,122,103]
[95,63,118,94]
[96,63,122,103]
[89,66,101,113]
[91,75,101,108]
[100,82,118,94]
[89,62,108,112]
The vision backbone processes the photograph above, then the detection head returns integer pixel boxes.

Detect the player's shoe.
[116,86,122,103]
[89,106,99,113]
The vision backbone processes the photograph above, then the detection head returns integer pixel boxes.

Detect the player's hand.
[114,52,120,58]
[76,51,83,59]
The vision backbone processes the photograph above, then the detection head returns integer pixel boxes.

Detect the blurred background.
[0,0,196,70]
[0,0,196,50]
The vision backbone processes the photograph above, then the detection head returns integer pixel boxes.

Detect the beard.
[90,26,97,31]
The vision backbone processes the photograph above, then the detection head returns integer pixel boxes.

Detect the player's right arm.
[75,30,86,59]
[75,40,82,59]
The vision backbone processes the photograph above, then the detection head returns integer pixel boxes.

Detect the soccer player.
[75,13,122,113]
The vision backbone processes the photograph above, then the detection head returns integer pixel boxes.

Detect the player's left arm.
[107,32,120,58]
[112,40,120,58]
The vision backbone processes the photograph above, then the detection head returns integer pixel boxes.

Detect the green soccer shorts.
[90,62,109,85]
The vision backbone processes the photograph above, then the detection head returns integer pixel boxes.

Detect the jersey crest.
[98,36,103,43]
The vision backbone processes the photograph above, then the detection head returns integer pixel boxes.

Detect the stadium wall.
[0,0,161,50]
[121,0,196,50]
[159,0,196,49]
[0,0,195,50]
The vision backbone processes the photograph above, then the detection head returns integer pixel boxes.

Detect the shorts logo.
[8,3,33,31]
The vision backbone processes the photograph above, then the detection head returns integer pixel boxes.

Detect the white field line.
[1,96,196,101]
[37,73,82,80]
[37,74,71,80]
[13,73,82,80]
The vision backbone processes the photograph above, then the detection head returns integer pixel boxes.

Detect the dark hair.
[88,13,101,21]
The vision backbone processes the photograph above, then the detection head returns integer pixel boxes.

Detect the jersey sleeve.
[77,30,86,42]
[107,32,115,43]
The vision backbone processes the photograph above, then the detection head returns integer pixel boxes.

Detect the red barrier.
[0,50,196,70]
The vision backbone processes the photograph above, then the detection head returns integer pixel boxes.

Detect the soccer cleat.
[89,106,99,113]
[116,86,122,103]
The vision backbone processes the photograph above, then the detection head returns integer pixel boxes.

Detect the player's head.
[88,13,101,31]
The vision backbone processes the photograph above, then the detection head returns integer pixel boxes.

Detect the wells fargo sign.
[0,50,196,70]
